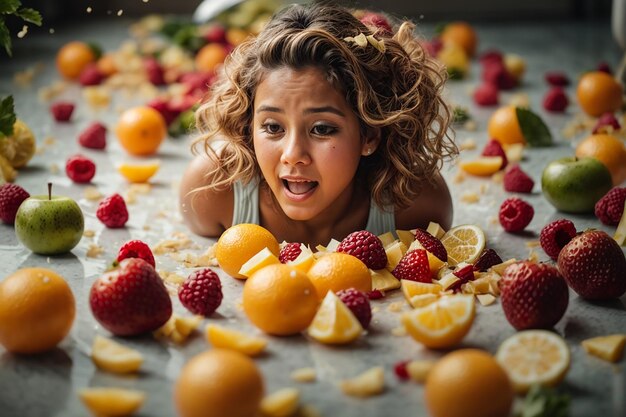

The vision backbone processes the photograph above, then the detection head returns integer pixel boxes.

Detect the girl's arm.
[395,172,453,231]
[179,155,234,237]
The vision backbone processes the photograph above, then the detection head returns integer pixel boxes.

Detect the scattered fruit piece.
[496,330,570,394]
[545,71,570,86]
[307,291,363,345]
[206,324,267,357]
[239,247,280,278]
[117,239,155,268]
[472,248,503,272]
[406,360,435,383]
[117,160,160,183]
[65,154,96,183]
[392,249,431,283]
[440,224,486,266]
[79,63,104,86]
[592,112,621,134]
[473,83,499,106]
[259,388,300,417]
[78,122,107,149]
[503,164,534,193]
[459,156,503,176]
[339,367,385,398]
[79,387,145,417]
[178,268,223,317]
[0,183,29,224]
[371,267,401,291]
[91,335,143,374]
[50,101,75,122]
[413,228,448,262]
[336,230,388,270]
[499,197,534,232]
[539,219,576,260]
[576,71,623,117]
[614,200,626,245]
[595,187,626,226]
[279,242,302,263]
[336,288,372,329]
[581,334,626,363]
[96,193,129,228]
[481,139,508,169]
[290,367,316,383]
[543,86,569,112]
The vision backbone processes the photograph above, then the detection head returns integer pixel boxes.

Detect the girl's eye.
[312,124,338,136]
[261,123,283,135]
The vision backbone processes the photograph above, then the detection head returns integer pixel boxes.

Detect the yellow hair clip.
[344,32,386,53]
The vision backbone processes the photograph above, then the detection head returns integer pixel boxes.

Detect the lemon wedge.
[117,160,160,183]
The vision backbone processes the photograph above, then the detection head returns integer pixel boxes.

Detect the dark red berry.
[539,219,577,261]
[413,228,447,262]
[117,240,156,268]
[473,248,503,272]
[336,230,387,270]
[594,187,626,226]
[543,87,569,112]
[78,122,107,149]
[499,197,534,233]
[279,242,302,263]
[96,193,129,228]
[336,288,372,329]
[65,154,96,183]
[481,139,508,170]
[0,183,30,224]
[503,164,534,193]
[391,249,431,283]
[50,101,75,122]
[178,268,223,316]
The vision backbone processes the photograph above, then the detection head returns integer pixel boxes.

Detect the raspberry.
[78,122,107,149]
[0,183,30,224]
[503,164,534,193]
[539,219,577,261]
[79,63,104,86]
[479,50,503,65]
[367,289,385,300]
[179,71,213,96]
[393,361,410,381]
[336,288,372,329]
[117,239,156,268]
[178,268,223,316]
[481,139,508,169]
[594,187,626,226]
[542,87,569,112]
[473,83,499,106]
[147,97,179,125]
[473,248,503,272]
[96,193,129,228]
[499,197,534,233]
[336,230,387,270]
[50,101,75,122]
[65,154,96,183]
[144,57,166,86]
[391,249,431,283]
[544,71,570,87]
[414,228,447,262]
[482,61,517,90]
[592,112,621,134]
[279,242,302,263]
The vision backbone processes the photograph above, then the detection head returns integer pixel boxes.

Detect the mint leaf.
[516,107,553,147]
[0,18,10,56]
[15,8,41,25]
[0,96,16,137]
[0,0,20,14]
[519,385,570,417]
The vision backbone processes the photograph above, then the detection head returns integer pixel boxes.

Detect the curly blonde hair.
[192,2,457,209]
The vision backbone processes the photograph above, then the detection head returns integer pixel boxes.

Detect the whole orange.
[0,268,75,354]
[575,133,626,185]
[576,71,623,117]
[215,223,280,279]
[440,22,478,57]
[194,43,229,73]
[425,349,514,417]
[174,349,264,417]
[306,252,372,299]
[242,264,318,335]
[56,41,96,80]
[96,53,118,77]
[115,106,167,156]
[487,106,526,145]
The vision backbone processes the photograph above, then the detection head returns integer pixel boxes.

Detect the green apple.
[541,156,613,213]
[15,183,84,255]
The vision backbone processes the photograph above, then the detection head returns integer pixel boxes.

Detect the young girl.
[180,3,457,247]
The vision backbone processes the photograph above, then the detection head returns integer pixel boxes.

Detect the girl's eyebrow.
[256,105,345,117]
[256,105,283,114]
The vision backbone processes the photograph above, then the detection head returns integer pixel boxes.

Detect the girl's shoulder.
[179,154,234,237]
[394,173,453,231]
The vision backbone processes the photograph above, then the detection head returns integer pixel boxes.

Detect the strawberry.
[413,228,447,262]
[336,288,371,329]
[78,122,107,149]
[0,183,30,224]
[391,249,431,283]
[65,154,96,183]
[96,193,129,228]
[89,258,172,336]
[595,187,626,226]
[592,112,621,134]
[178,268,223,316]
[473,83,499,106]
[50,101,75,122]
[543,87,569,112]
[449,263,476,293]
[473,248,503,272]
[279,242,302,263]
[557,230,626,299]
[544,71,570,86]
[500,261,569,330]
[539,219,577,261]
[503,164,534,193]
[499,197,534,233]
[117,239,155,268]
[336,230,387,270]
[481,139,508,169]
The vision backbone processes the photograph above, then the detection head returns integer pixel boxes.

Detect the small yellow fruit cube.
[384,240,408,270]
[290,367,317,383]
[406,360,435,383]
[396,229,415,248]
[377,232,396,247]
[426,222,446,239]
[239,247,280,278]
[582,334,626,363]
[370,268,401,291]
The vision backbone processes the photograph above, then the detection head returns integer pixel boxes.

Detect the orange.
[440,22,478,57]
[306,252,372,299]
[194,43,229,73]
[425,349,514,417]
[575,133,626,185]
[115,107,167,156]
[56,41,96,80]
[487,106,526,145]
[0,268,75,354]
[242,264,319,336]
[97,53,118,77]
[174,349,264,417]
[215,223,280,279]
[576,71,623,117]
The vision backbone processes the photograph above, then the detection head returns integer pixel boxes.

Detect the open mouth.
[282,179,318,195]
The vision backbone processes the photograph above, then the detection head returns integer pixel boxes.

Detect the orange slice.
[496,330,570,394]
[581,334,626,363]
[401,295,475,349]
[91,335,143,374]
[307,291,363,345]
[79,387,145,417]
[440,224,486,266]
[117,160,160,183]
[459,156,503,176]
[205,324,268,357]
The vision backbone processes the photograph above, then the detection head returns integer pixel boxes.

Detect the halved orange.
[459,156,504,176]
[117,160,160,183]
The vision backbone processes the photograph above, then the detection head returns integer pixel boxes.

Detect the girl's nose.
[280,131,311,166]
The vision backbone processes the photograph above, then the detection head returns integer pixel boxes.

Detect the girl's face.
[253,66,370,222]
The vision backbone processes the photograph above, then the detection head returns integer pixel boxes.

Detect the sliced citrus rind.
[307,291,363,345]
[496,330,570,394]
[78,387,145,417]
[117,160,160,183]
[205,324,267,357]
[440,224,486,266]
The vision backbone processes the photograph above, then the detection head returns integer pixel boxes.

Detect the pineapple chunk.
[206,324,268,356]
[426,222,446,239]
[438,272,460,291]
[339,367,385,398]
[377,232,396,247]
[259,388,300,417]
[396,229,415,248]
[490,258,516,275]
[91,335,143,374]
[582,334,626,363]
[614,200,626,245]
[406,360,435,383]
[79,387,145,417]
[476,294,496,306]
[370,268,401,291]
[384,240,408,270]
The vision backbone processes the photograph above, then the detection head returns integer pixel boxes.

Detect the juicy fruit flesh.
[79,388,145,417]
[441,225,486,266]
[307,291,363,345]
[205,324,267,356]
[91,335,143,374]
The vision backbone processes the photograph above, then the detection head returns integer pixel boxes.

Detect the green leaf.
[0,95,16,137]
[86,42,103,60]
[15,8,41,25]
[0,0,20,15]
[518,385,570,417]
[516,107,553,147]
[0,18,11,56]
[452,106,471,124]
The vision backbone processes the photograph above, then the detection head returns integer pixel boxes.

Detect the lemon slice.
[401,279,442,301]
[401,295,475,349]
[496,330,570,394]
[91,335,143,374]
[581,334,626,363]
[440,224,486,266]
[260,388,300,417]
[459,156,503,176]
[238,247,280,278]
[117,160,160,183]
[307,291,363,345]
[205,324,268,356]
[78,387,145,417]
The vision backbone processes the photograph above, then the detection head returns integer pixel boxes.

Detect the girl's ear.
[361,127,382,156]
